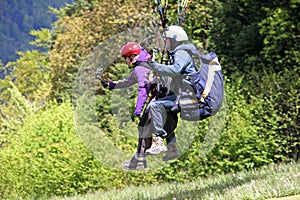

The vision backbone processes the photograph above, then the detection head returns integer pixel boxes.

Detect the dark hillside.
[0,0,74,66]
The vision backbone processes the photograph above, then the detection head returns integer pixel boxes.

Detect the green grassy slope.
[49,162,300,200]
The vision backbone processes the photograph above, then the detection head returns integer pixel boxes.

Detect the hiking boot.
[145,136,168,155]
[124,153,147,170]
[162,143,180,161]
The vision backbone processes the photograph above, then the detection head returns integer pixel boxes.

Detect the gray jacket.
[150,44,198,94]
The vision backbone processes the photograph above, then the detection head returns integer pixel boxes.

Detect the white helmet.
[163,25,189,42]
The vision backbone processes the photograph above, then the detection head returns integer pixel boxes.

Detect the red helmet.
[120,42,141,57]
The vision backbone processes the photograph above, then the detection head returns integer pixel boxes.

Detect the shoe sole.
[124,161,147,170]
[162,154,180,161]
[145,148,168,155]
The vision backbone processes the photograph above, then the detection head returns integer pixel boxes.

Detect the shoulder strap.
[134,61,150,68]
[173,44,201,71]
[134,61,158,84]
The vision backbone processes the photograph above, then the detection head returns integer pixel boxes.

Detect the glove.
[100,79,109,88]
[95,67,103,79]
[95,67,109,88]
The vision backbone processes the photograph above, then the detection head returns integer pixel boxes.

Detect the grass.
[50,162,300,200]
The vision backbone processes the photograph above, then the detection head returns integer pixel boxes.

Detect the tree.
[47,0,154,101]
[210,0,269,73]
[0,0,74,65]
[259,0,300,72]
[1,50,50,103]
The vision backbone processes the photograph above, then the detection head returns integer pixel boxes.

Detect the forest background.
[0,0,299,199]
[0,0,75,69]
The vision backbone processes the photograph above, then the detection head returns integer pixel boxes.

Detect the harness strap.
[134,61,157,83]
[155,0,169,28]
[134,61,165,94]
[134,61,150,68]
[177,0,190,26]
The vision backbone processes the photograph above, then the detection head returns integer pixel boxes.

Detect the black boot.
[162,143,180,161]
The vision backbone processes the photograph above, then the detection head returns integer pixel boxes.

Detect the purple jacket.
[109,49,152,115]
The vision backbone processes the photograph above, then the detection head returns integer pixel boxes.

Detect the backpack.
[174,45,224,121]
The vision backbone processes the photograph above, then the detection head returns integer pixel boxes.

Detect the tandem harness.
[172,46,224,121]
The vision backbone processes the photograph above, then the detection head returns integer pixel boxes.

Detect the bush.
[0,101,128,199]
[246,68,300,162]
[0,82,36,148]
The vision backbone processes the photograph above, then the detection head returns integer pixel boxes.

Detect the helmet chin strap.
[173,41,182,49]
[132,54,139,63]
[168,39,180,51]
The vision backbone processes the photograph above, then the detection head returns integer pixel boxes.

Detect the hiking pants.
[136,96,178,154]
[149,94,177,137]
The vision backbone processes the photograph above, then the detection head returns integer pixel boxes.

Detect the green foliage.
[0,100,130,199]
[259,2,300,72]
[150,70,298,180]
[209,0,299,74]
[214,76,275,171]
[1,75,299,198]
[0,82,36,147]
[153,76,276,181]
[0,61,4,80]
[246,68,300,162]
[2,50,50,103]
[30,28,53,50]
[0,50,50,147]
[210,0,266,72]
[183,0,217,50]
